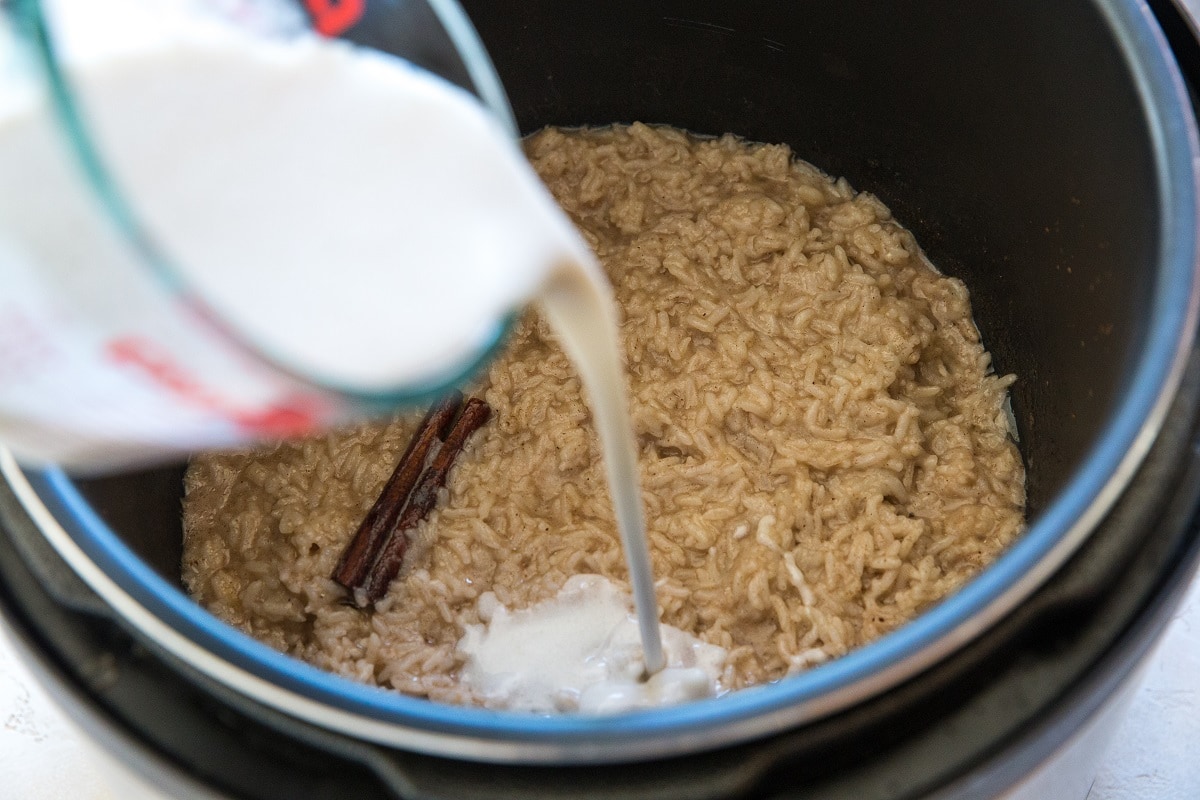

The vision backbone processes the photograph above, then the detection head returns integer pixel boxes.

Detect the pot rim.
[3,0,1198,766]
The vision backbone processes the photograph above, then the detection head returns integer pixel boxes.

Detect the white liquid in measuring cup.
[0,1,678,685]
[0,0,575,465]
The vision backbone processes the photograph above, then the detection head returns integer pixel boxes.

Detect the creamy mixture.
[184,125,1026,711]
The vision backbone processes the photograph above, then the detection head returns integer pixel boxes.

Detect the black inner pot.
[17,0,1194,797]
[79,0,1161,579]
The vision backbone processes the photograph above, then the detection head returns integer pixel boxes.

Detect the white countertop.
[2,570,1199,799]
[1087,567,1200,800]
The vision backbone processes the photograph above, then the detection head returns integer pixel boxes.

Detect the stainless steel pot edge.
[2,0,1198,766]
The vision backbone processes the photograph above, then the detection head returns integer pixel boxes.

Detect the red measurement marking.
[230,400,321,438]
[106,337,211,401]
[105,336,321,437]
[302,0,365,37]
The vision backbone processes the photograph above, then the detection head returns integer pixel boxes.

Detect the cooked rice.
[181,123,1026,703]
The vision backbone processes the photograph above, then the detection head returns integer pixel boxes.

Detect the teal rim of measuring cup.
[7,0,520,408]
[423,0,518,136]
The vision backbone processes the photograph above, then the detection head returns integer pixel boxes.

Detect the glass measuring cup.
[0,0,518,470]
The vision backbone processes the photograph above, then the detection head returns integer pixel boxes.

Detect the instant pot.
[3,0,1200,797]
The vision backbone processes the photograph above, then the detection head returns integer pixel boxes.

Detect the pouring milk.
[0,0,730,702]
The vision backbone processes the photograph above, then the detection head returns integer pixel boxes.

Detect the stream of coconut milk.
[0,0,726,711]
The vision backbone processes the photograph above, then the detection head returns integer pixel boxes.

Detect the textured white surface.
[1087,570,1200,800]
[1,570,1198,798]
[0,626,116,799]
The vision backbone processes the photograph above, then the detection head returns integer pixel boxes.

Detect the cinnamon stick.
[360,397,492,604]
[331,392,463,590]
